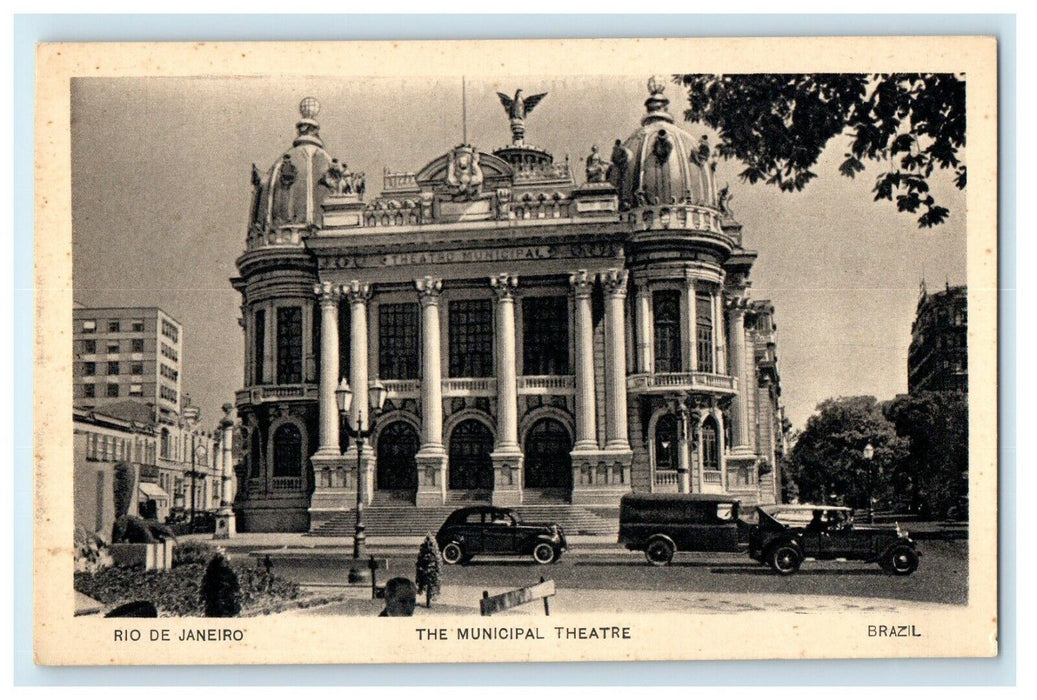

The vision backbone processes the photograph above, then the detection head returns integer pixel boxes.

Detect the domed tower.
[232,98,344,532]
[618,77,762,499]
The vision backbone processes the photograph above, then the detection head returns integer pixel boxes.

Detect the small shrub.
[415,533,442,608]
[201,553,241,617]
[112,515,176,544]
[173,540,219,568]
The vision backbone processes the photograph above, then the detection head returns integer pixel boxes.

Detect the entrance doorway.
[376,421,418,491]
[523,418,573,489]
[448,419,495,490]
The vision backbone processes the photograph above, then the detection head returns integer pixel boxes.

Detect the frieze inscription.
[324,242,621,269]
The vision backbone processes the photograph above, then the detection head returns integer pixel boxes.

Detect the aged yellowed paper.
[36,36,997,665]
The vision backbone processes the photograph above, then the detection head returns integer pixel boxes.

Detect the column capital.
[489,273,519,300]
[569,269,595,298]
[415,276,444,305]
[343,280,372,304]
[725,295,750,312]
[600,268,629,298]
[314,280,343,306]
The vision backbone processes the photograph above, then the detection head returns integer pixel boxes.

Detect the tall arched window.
[160,428,170,459]
[701,416,719,472]
[272,423,303,478]
[653,290,682,372]
[654,413,680,471]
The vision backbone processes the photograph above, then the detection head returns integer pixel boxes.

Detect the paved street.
[232,538,967,614]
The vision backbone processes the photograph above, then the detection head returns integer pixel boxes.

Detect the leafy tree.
[201,552,241,617]
[784,396,907,509]
[676,73,965,228]
[885,391,968,519]
[415,534,442,608]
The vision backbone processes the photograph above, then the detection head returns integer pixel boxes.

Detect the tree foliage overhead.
[676,73,965,228]
[783,396,906,509]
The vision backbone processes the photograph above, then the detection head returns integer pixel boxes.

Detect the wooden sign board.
[480,579,556,616]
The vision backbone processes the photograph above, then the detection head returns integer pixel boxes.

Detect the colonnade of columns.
[310,268,635,498]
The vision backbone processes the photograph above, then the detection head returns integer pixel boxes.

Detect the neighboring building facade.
[73,399,224,534]
[231,79,788,532]
[72,307,184,425]
[907,282,968,393]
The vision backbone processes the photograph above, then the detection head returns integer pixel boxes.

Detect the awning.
[138,482,169,502]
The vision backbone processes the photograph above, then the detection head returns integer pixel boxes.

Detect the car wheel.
[442,542,464,565]
[533,542,556,565]
[768,544,801,575]
[644,537,675,566]
[885,545,919,576]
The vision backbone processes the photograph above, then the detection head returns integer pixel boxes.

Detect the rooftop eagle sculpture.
[496,89,548,120]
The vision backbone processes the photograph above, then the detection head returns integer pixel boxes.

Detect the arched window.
[160,428,170,459]
[272,423,303,478]
[653,291,682,372]
[376,421,419,490]
[524,418,573,489]
[701,416,719,471]
[654,413,679,472]
[448,419,494,490]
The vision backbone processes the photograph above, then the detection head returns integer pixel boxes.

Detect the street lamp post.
[336,376,387,585]
[863,442,875,523]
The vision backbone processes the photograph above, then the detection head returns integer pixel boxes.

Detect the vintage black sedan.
[435,506,566,565]
[749,505,920,576]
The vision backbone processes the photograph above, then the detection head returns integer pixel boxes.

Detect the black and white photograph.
[33,36,998,664]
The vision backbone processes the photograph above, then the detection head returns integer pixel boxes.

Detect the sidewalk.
[279,585,959,617]
[182,519,966,554]
[182,532,626,553]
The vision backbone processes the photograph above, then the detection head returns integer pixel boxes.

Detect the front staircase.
[307,497,620,538]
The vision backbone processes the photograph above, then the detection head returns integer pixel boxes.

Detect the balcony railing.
[517,375,575,394]
[626,372,737,394]
[383,379,421,398]
[654,470,679,487]
[442,378,497,397]
[271,476,303,491]
[702,470,723,484]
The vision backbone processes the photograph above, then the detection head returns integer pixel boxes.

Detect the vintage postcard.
[34,36,998,665]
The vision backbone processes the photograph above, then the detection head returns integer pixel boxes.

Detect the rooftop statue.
[585,145,609,184]
[496,89,547,146]
[446,145,484,200]
[496,88,548,120]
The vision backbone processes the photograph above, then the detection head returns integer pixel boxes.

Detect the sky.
[70,74,966,432]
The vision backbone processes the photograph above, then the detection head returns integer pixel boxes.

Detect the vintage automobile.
[435,506,567,565]
[618,493,748,565]
[748,504,920,576]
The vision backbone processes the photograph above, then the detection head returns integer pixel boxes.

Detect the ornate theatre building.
[232,79,787,532]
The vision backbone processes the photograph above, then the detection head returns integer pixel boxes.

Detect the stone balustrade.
[626,372,737,394]
[516,375,575,394]
[442,378,497,396]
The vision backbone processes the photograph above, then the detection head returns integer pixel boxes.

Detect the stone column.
[262,302,275,384]
[345,280,374,505]
[601,268,630,451]
[569,270,598,451]
[727,298,751,449]
[685,274,698,374]
[489,274,522,505]
[714,290,726,375]
[634,282,653,374]
[676,404,691,494]
[415,277,447,506]
[314,281,342,457]
[214,404,237,540]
